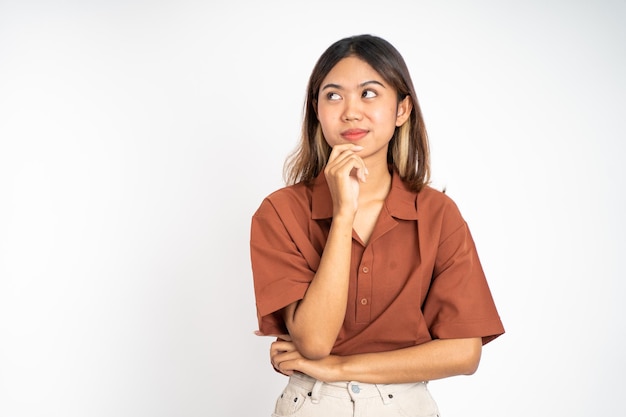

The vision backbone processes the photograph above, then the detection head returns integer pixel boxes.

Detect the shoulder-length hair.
[284,34,430,192]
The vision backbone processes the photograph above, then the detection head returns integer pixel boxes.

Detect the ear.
[395,95,413,127]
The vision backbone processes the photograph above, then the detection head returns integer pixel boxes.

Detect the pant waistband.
[288,372,426,404]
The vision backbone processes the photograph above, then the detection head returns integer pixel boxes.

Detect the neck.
[358,159,392,201]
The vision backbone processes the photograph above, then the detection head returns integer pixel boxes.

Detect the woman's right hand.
[324,144,368,218]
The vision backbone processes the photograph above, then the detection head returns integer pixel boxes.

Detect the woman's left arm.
[270,337,482,384]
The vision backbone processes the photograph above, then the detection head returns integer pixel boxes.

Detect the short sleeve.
[422,202,504,345]
[250,198,317,336]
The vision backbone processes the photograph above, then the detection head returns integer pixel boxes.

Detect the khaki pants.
[272,372,440,417]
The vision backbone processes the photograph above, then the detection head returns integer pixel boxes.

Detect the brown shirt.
[251,171,504,355]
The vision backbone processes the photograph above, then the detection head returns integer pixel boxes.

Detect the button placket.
[355,252,373,323]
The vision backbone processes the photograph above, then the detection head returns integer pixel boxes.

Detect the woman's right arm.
[282,144,366,360]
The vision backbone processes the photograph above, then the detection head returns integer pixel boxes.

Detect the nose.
[342,96,362,121]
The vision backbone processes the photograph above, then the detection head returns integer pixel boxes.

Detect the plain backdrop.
[1,1,624,416]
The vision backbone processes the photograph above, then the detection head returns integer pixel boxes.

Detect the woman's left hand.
[270,340,342,381]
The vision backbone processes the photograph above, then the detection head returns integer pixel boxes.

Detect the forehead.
[321,56,384,86]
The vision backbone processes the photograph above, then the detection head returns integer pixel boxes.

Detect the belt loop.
[310,379,323,404]
[375,384,393,405]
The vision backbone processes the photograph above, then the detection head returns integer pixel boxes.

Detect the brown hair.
[284,34,431,192]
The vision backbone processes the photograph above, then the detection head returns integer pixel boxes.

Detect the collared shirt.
[251,171,504,355]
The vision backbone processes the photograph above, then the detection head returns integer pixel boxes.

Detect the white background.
[1,1,624,416]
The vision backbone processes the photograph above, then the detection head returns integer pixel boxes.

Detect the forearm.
[289,338,482,384]
[284,215,353,359]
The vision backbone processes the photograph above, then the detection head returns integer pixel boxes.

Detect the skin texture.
[274,56,482,383]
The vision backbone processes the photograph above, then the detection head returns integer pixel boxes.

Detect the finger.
[328,151,364,171]
[356,164,369,183]
[272,349,302,365]
[328,144,363,162]
[275,358,297,376]
[327,144,363,164]
[327,153,368,182]
[270,340,296,354]
[270,341,297,364]
[253,331,292,341]
[326,149,365,173]
[273,352,303,374]
[274,360,295,376]
[329,143,364,154]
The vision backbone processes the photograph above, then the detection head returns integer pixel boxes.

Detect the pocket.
[390,382,440,417]
[271,383,313,417]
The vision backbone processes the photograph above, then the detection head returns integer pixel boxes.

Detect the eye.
[362,89,377,98]
[326,92,341,100]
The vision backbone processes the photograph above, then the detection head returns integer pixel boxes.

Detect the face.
[316,56,412,163]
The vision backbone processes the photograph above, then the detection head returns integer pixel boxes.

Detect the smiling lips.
[340,128,369,141]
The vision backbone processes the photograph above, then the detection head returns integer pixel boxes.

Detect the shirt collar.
[311,170,419,220]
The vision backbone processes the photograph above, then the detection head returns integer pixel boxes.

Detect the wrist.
[330,212,355,227]
[324,355,348,383]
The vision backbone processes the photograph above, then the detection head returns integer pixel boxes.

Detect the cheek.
[320,126,340,147]
[314,121,332,147]
[371,106,399,128]
[317,110,337,136]
[317,106,334,125]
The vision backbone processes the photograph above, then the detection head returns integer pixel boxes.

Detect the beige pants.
[272,372,440,417]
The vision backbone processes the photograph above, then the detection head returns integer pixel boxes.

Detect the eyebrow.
[321,80,386,91]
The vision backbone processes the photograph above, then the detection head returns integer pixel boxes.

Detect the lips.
[340,128,369,141]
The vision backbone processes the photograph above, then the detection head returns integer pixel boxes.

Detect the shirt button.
[360,298,368,305]
[362,266,369,273]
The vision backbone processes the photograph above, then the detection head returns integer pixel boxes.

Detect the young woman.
[251,34,504,417]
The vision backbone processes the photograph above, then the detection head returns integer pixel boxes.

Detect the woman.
[251,34,504,416]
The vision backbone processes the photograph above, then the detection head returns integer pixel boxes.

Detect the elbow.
[461,339,482,375]
[283,304,336,359]
[302,349,332,361]
[463,358,480,376]
[293,337,334,360]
